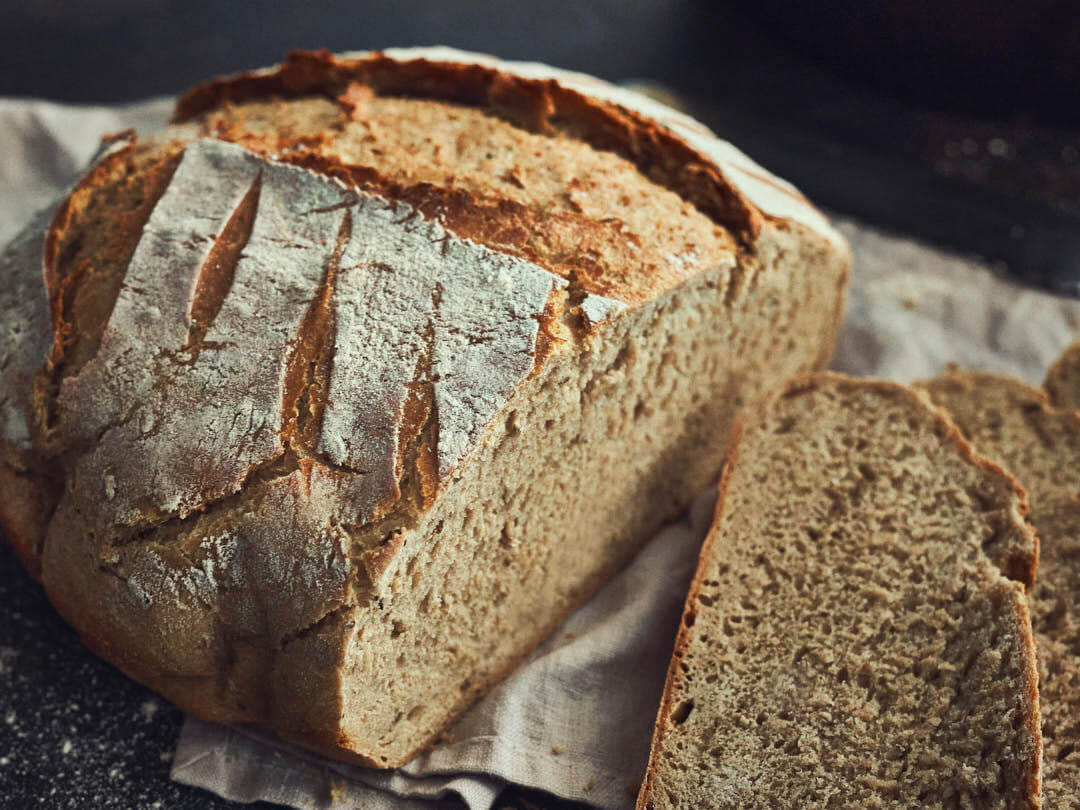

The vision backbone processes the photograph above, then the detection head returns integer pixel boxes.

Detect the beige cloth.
[3,97,1079,810]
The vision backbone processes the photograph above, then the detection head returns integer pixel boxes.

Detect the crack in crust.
[278,602,355,652]
[106,450,299,549]
[184,171,263,359]
[281,208,349,454]
[39,142,183,437]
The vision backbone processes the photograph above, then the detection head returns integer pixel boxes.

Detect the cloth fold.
[2,96,1078,810]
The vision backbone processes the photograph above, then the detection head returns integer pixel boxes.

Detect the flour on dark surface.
[0,533,570,810]
[0,536,263,809]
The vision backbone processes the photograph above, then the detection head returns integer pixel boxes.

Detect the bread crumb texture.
[0,49,850,765]
[640,375,1040,809]
[919,368,1080,805]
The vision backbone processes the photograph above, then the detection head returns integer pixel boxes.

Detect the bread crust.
[636,414,749,809]
[0,131,147,578]
[2,49,850,767]
[0,464,52,580]
[637,373,1042,809]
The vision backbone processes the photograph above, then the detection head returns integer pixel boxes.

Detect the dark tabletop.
[0,536,587,809]
[1,2,1079,808]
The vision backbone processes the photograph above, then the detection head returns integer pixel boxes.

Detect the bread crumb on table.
[327,775,348,803]
[140,699,158,723]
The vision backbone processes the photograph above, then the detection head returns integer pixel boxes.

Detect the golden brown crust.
[174,50,764,244]
[194,114,738,309]
[1010,593,1045,806]
[42,131,136,327]
[38,138,183,440]
[636,414,747,810]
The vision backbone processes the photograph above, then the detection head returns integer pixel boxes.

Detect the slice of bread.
[1044,337,1080,410]
[919,369,1080,804]
[638,373,1041,809]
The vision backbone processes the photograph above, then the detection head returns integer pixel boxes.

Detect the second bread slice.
[918,368,1080,804]
[638,374,1041,809]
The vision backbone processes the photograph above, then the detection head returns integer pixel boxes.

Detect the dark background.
[1,0,1077,293]
[1,2,1079,808]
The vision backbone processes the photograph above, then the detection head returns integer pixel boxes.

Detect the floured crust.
[1,49,851,766]
[638,374,1041,809]
[0,132,150,578]
[0,198,56,578]
[48,138,568,534]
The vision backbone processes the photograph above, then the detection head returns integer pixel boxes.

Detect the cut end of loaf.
[640,373,1041,809]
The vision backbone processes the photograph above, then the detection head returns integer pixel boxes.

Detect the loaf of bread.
[919,368,1080,804]
[0,48,850,766]
[638,374,1041,809]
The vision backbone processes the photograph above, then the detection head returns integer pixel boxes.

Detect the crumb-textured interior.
[644,378,1039,809]
[920,371,1080,804]
[332,229,840,764]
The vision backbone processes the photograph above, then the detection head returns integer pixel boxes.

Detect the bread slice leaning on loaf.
[918,368,1080,805]
[638,374,1041,809]
[0,48,850,767]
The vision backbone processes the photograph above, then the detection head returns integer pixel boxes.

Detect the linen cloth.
[2,97,1077,810]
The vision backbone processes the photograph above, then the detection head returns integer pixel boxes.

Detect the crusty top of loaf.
[173,47,843,248]
[53,135,585,535]
[1,48,845,535]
